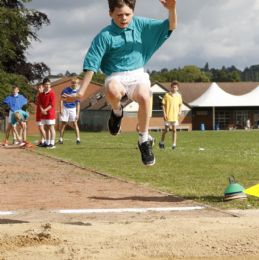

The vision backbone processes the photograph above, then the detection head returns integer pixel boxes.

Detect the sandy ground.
[1,147,259,259]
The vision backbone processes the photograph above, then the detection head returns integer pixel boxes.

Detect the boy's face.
[171,84,178,93]
[15,112,21,122]
[110,5,134,29]
[71,79,79,89]
[43,82,51,92]
[12,87,19,95]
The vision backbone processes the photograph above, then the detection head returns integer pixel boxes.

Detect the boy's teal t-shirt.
[11,110,29,125]
[83,16,172,76]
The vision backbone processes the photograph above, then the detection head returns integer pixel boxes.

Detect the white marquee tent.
[189,82,259,129]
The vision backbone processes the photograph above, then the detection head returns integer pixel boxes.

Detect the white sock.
[139,132,149,144]
[46,140,50,145]
[50,140,55,145]
[148,135,153,141]
[59,137,63,141]
[41,138,45,143]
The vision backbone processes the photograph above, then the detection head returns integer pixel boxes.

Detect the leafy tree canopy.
[0,0,50,82]
[0,0,50,114]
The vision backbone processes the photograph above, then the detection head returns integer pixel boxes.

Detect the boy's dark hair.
[108,0,136,12]
[171,80,179,87]
[42,77,51,85]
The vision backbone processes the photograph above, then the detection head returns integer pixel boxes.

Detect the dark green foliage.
[242,65,259,81]
[0,0,50,82]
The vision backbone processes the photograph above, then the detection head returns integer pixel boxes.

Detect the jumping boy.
[63,0,177,166]
[38,78,56,149]
[59,77,81,145]
[159,81,182,150]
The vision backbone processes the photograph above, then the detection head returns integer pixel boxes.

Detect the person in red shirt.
[35,84,47,146]
[38,78,56,149]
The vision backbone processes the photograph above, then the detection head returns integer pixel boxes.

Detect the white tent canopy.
[189,82,259,130]
[189,82,259,107]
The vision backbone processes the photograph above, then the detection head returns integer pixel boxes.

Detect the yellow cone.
[244,184,259,198]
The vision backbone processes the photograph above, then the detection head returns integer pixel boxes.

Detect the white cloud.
[26,0,259,74]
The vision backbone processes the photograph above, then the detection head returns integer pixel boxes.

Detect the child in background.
[59,77,81,145]
[38,78,56,149]
[2,85,27,146]
[159,81,182,150]
[35,84,47,146]
[10,110,29,145]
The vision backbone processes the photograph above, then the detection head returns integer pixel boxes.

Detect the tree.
[0,0,50,82]
[203,62,209,72]
[178,66,210,82]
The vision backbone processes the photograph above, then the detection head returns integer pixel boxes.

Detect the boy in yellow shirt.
[159,81,182,149]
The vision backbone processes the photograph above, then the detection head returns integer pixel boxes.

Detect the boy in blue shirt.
[2,86,27,146]
[59,77,81,144]
[63,0,177,166]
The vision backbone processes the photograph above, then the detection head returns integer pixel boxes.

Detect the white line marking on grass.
[0,211,15,216]
[57,206,205,214]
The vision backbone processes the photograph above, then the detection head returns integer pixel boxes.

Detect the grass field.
[3,130,259,209]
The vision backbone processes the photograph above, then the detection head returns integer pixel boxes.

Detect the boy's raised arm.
[160,0,177,30]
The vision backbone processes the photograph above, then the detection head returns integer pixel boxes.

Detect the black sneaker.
[46,144,56,149]
[172,144,176,150]
[38,142,48,148]
[159,142,165,149]
[108,107,123,135]
[138,141,155,166]
[58,140,63,144]
[76,140,80,145]
[36,142,43,147]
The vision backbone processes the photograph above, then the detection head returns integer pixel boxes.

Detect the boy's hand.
[62,93,78,103]
[160,0,176,9]
[41,109,47,115]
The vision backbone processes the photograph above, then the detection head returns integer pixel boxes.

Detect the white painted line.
[57,206,205,214]
[0,211,15,216]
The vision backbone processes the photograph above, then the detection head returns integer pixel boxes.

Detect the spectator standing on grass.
[58,77,81,145]
[38,77,56,149]
[159,81,182,150]
[62,0,177,166]
[35,84,47,146]
[2,85,27,146]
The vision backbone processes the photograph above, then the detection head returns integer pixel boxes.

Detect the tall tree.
[0,0,50,82]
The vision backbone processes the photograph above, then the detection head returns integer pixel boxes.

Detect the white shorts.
[104,68,151,100]
[41,119,56,125]
[165,121,179,127]
[60,107,77,122]
[36,121,43,126]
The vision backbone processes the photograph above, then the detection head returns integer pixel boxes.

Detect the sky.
[26,0,259,75]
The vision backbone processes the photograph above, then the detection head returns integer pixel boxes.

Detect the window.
[152,93,163,117]
[235,110,248,128]
[215,111,230,129]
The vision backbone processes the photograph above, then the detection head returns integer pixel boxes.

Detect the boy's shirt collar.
[44,88,51,94]
[110,18,135,34]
